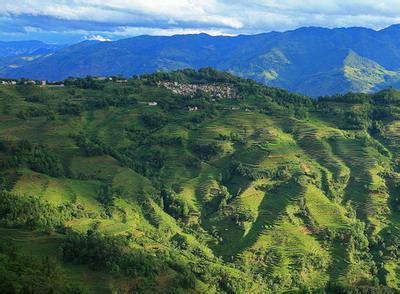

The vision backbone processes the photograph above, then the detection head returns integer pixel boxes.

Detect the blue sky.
[1,0,400,44]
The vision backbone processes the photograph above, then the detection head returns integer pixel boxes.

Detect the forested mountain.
[1,69,400,292]
[2,25,400,96]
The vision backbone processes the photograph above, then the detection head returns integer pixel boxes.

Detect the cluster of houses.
[0,79,65,87]
[33,80,65,87]
[159,81,239,99]
[0,80,17,86]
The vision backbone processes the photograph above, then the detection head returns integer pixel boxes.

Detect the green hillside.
[1,69,400,293]
[343,51,400,93]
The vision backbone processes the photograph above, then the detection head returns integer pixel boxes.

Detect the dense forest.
[0,68,400,293]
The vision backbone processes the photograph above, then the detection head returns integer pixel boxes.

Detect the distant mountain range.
[0,40,65,78]
[0,40,64,58]
[2,25,400,96]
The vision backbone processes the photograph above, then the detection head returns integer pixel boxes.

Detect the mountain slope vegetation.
[0,69,400,293]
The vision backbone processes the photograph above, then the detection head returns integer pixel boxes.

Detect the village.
[0,79,64,87]
[159,81,239,100]
[0,79,17,86]
[0,77,245,112]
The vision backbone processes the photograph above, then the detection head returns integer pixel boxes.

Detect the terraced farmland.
[0,69,400,293]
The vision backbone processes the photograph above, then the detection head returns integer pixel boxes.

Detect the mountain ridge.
[1,25,400,96]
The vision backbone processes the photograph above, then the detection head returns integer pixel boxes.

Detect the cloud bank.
[1,0,400,43]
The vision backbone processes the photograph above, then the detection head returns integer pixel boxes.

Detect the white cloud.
[0,0,400,40]
[85,35,111,42]
[0,0,242,29]
[113,26,237,36]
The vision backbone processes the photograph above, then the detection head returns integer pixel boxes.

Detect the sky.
[1,0,400,44]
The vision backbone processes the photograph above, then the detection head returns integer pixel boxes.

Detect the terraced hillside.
[0,69,400,293]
